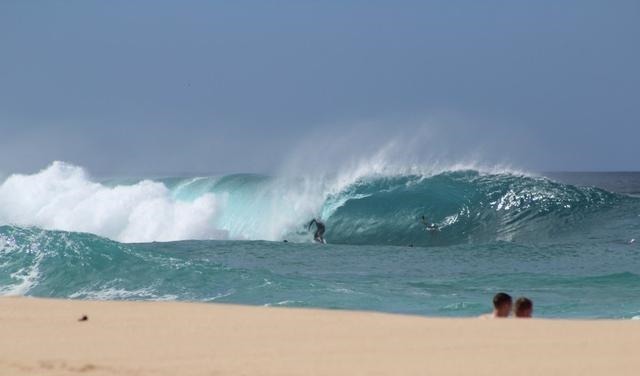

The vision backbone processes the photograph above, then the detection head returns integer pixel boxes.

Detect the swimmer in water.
[308,219,326,244]
[514,297,534,318]
[421,215,438,231]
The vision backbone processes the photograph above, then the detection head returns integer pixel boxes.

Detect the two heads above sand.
[489,292,533,319]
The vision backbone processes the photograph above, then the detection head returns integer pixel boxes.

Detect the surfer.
[421,215,438,231]
[308,219,326,244]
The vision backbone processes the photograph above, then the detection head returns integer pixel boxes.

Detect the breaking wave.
[0,161,636,246]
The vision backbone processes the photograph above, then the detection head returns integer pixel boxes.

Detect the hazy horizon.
[2,1,639,176]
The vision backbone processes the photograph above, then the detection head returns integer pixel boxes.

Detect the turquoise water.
[1,164,639,318]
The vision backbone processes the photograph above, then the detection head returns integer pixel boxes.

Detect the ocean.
[1,162,639,319]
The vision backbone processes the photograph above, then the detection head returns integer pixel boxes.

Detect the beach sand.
[0,297,637,375]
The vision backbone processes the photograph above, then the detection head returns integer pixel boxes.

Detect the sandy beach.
[0,297,637,375]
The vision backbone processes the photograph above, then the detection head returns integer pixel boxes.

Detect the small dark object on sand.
[78,315,89,322]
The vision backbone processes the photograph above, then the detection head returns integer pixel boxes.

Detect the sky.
[1,0,639,176]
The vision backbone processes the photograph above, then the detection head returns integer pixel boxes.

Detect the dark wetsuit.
[421,215,438,231]
[308,219,326,243]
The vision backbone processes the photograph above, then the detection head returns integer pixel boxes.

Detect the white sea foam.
[68,287,178,301]
[0,249,43,296]
[0,162,223,243]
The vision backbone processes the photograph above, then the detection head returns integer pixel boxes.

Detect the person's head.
[514,297,533,318]
[492,292,513,317]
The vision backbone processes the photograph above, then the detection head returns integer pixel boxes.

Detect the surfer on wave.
[308,219,326,244]
[421,215,438,231]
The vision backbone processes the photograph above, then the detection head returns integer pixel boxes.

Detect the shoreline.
[1,297,638,375]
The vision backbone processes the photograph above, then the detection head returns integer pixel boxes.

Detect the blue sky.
[1,0,639,175]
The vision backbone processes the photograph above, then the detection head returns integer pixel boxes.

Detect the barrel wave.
[0,162,635,246]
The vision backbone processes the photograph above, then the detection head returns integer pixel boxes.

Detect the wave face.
[325,171,633,246]
[0,162,636,246]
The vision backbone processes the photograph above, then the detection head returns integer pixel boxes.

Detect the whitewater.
[1,161,639,318]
